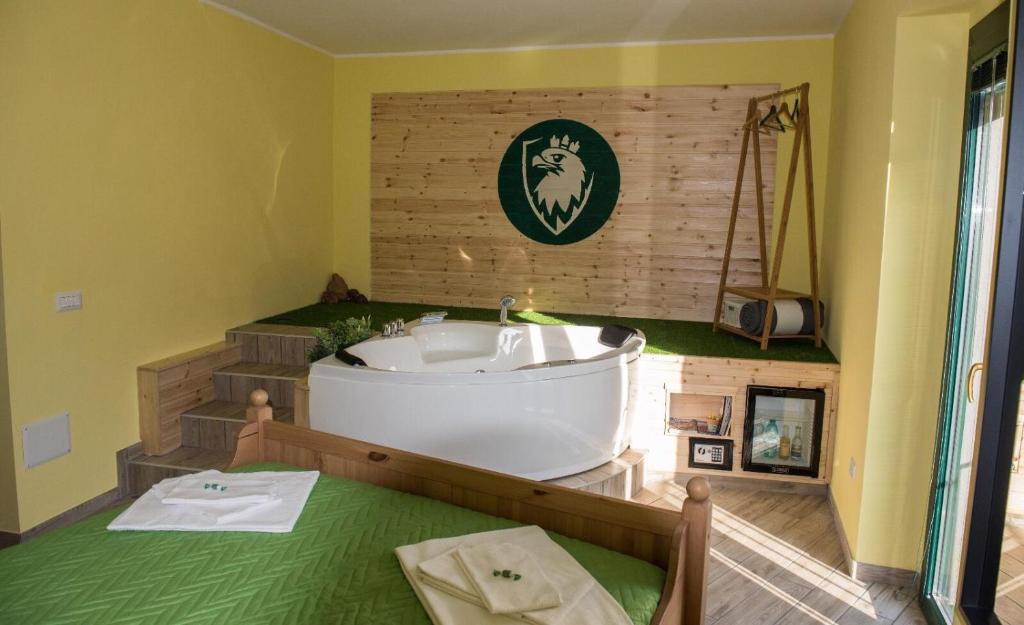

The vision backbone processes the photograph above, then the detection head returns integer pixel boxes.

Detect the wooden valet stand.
[713,82,823,350]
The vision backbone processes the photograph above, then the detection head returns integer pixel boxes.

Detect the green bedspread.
[0,463,666,625]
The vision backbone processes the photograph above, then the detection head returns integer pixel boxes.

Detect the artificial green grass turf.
[259,301,837,364]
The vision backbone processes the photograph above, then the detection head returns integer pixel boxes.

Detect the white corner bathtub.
[308,320,645,481]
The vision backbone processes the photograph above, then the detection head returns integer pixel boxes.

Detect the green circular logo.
[497,119,620,245]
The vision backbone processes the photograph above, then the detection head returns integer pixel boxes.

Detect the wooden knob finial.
[686,476,711,502]
[249,389,269,407]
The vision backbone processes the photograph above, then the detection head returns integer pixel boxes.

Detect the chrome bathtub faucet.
[382,319,405,338]
[499,295,516,326]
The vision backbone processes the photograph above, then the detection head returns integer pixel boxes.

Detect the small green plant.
[307,316,375,362]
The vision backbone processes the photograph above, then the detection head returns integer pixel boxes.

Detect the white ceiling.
[204,0,853,57]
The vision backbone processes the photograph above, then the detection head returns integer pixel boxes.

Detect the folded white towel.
[396,526,632,625]
[160,472,278,506]
[417,548,483,605]
[416,543,580,625]
[459,543,560,614]
[108,470,318,533]
[417,544,563,617]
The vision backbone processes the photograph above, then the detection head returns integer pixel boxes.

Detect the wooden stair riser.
[227,331,316,366]
[179,401,295,452]
[547,450,646,499]
[213,373,296,407]
[127,464,200,498]
[180,415,245,453]
[574,457,644,499]
[126,447,235,497]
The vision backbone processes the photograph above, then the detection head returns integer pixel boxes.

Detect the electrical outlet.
[848,457,857,479]
[55,290,82,312]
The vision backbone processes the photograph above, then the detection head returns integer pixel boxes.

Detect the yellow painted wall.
[820,0,898,556]
[333,38,835,302]
[860,12,968,571]
[0,224,16,534]
[824,0,995,571]
[0,1,334,531]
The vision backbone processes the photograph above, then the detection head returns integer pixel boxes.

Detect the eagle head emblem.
[523,134,594,235]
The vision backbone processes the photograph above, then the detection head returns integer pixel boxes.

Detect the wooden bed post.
[682,478,712,625]
[246,389,273,423]
[229,391,271,469]
[652,477,713,625]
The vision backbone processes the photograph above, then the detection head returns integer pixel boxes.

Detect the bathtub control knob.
[382,323,392,338]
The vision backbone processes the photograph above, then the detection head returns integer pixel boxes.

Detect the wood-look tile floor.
[635,478,927,625]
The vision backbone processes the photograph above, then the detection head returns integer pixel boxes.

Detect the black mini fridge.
[742,386,826,478]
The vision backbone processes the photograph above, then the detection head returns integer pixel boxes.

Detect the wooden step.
[185,399,294,424]
[212,363,309,407]
[226,323,317,366]
[126,447,233,497]
[182,399,250,421]
[180,400,294,452]
[546,448,646,499]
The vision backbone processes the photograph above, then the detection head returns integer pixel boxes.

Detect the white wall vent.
[22,412,71,469]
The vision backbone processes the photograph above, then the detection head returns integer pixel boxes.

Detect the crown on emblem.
[549,134,581,153]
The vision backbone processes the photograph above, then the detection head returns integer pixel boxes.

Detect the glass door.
[741,386,825,478]
[924,48,1008,622]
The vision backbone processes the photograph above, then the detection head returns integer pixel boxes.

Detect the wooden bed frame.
[230,390,712,625]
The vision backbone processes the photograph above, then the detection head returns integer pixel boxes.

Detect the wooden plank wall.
[371,85,778,321]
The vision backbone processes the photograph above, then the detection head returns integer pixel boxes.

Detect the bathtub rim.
[310,320,646,385]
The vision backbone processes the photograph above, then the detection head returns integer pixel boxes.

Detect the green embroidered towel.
[455,542,561,614]
[161,471,278,506]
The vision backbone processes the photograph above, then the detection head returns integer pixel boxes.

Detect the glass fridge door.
[743,387,825,477]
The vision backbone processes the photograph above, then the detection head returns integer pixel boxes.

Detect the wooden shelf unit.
[633,355,838,486]
[722,286,810,301]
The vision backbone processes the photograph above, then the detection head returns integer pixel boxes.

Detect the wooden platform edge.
[229,393,713,625]
[226,323,316,338]
[138,341,240,372]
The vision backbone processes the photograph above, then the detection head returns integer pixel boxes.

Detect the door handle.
[967,362,985,403]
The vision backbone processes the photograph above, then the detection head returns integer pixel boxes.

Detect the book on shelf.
[716,397,733,436]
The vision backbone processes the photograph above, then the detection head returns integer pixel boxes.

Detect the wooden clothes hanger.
[744,95,800,135]
[776,101,797,129]
[759,103,786,132]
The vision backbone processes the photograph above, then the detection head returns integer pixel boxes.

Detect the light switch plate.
[55,290,82,312]
[23,412,71,469]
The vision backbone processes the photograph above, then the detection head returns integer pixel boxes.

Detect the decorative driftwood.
[230,391,712,625]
